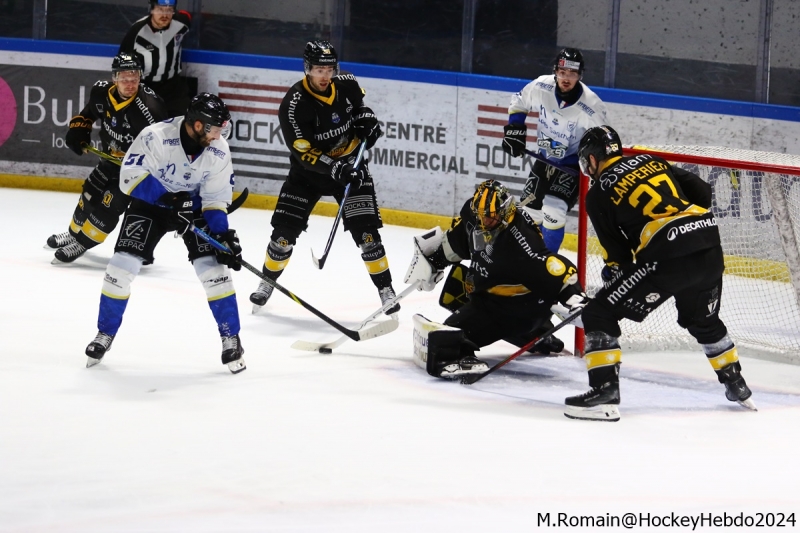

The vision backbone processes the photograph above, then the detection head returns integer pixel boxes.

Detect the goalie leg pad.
[411,314,486,378]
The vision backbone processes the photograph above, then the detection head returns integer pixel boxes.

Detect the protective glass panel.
[615,0,760,102]
[769,0,800,106]
[343,0,464,71]
[0,0,35,38]
[473,0,607,87]
[46,0,146,44]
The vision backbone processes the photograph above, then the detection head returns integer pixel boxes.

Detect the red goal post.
[575,145,800,361]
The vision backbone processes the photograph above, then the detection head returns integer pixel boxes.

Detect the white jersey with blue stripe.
[508,74,610,165]
[119,116,234,212]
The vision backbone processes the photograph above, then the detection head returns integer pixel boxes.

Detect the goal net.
[576,145,800,362]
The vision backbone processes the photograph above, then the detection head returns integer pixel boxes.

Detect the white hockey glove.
[404,227,446,292]
[550,293,589,329]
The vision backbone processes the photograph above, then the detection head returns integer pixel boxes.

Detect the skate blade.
[43,243,58,251]
[51,257,69,265]
[86,357,102,368]
[564,404,621,422]
[439,363,490,379]
[227,359,246,374]
[738,397,758,411]
[251,304,263,315]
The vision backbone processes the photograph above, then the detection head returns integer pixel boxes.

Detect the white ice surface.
[2,188,800,532]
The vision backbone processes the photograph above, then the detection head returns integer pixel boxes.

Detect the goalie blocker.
[412,314,488,379]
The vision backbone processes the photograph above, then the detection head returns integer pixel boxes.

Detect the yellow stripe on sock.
[208,290,236,302]
[264,257,290,273]
[80,220,109,244]
[100,290,130,300]
[364,257,389,274]
[585,349,622,370]
[707,347,739,370]
[69,220,82,234]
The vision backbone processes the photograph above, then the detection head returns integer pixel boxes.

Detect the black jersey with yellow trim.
[278,71,367,182]
[586,152,720,266]
[79,80,168,157]
[444,199,578,314]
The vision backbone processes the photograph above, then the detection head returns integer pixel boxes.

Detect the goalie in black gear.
[248,40,399,316]
[565,125,756,422]
[44,52,168,264]
[405,179,589,379]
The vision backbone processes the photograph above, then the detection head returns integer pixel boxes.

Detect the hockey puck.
[319,347,333,354]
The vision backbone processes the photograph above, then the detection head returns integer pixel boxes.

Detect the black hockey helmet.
[112,52,143,73]
[111,52,143,79]
[303,40,340,76]
[185,92,232,139]
[578,126,623,177]
[553,47,584,75]
[149,0,176,9]
[471,180,516,233]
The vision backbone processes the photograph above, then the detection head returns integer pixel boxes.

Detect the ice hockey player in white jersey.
[84,93,247,374]
[502,48,610,253]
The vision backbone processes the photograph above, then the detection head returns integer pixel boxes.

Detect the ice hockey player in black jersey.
[118,0,192,117]
[405,179,589,379]
[249,40,401,315]
[565,125,756,422]
[45,52,168,264]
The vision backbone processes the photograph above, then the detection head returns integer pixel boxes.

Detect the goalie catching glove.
[213,229,243,271]
[404,227,450,291]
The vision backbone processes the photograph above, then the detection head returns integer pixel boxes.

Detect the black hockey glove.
[353,106,383,149]
[330,159,367,188]
[65,115,94,156]
[158,191,194,235]
[81,167,111,206]
[213,229,243,271]
[502,123,527,158]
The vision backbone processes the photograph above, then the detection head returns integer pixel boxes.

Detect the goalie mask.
[470,180,516,250]
[185,92,232,139]
[303,40,340,76]
[578,126,622,178]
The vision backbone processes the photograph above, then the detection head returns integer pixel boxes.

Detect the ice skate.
[221,334,246,374]
[52,241,87,264]
[717,362,757,411]
[564,381,621,422]
[378,286,401,315]
[85,332,115,368]
[249,279,274,313]
[45,231,76,250]
[438,355,489,379]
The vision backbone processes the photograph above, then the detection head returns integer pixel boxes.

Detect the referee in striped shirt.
[119,0,192,117]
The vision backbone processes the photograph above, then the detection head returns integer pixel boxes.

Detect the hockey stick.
[460,308,583,385]
[311,140,368,270]
[189,224,399,342]
[291,281,421,353]
[84,144,122,165]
